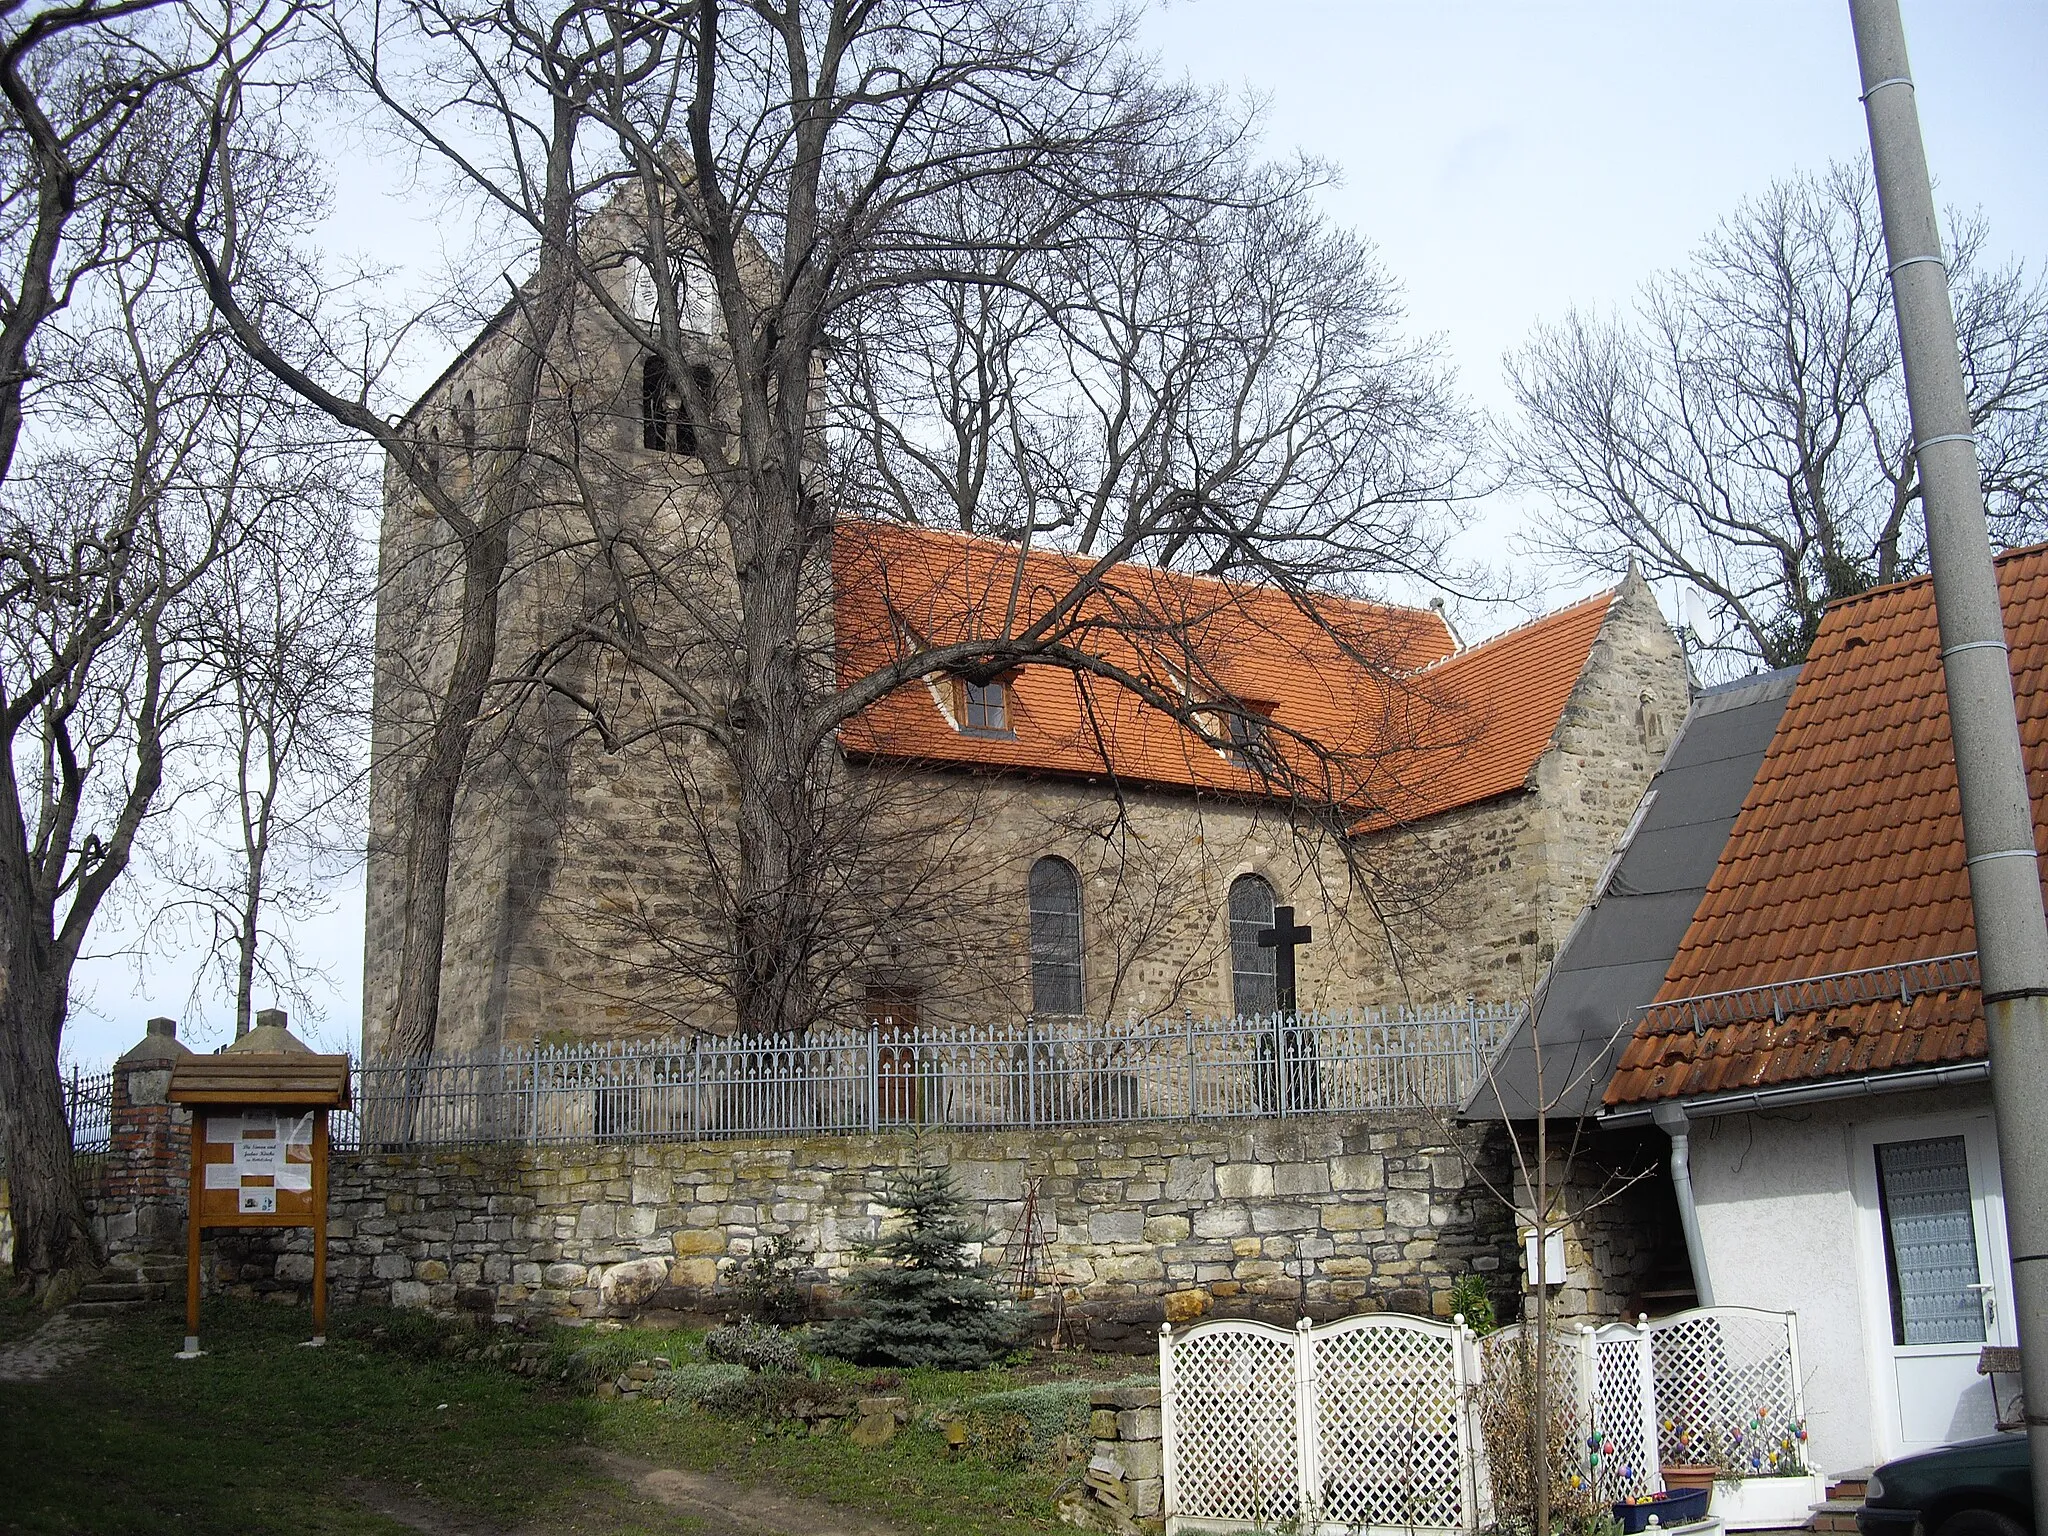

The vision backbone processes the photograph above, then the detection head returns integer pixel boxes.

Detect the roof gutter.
[1598,1059,1991,1127]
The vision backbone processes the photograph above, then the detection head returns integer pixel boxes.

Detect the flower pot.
[1661,1465,1720,1494]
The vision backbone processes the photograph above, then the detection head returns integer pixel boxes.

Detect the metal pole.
[1850,4,2048,1515]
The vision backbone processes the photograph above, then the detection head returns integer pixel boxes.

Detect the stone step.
[67,1297,158,1317]
[1807,1498,1865,1533]
[1827,1472,1873,1503]
[76,1281,171,1304]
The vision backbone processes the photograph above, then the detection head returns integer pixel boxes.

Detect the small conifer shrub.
[814,1161,1021,1369]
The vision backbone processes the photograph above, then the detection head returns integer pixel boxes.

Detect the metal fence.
[347,1003,1516,1150]
[62,1067,115,1181]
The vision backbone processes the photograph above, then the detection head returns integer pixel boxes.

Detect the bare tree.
[0,274,342,1295]
[0,0,325,1295]
[178,0,1476,1049]
[1448,1004,1660,1536]
[1507,160,2048,672]
[140,504,371,1039]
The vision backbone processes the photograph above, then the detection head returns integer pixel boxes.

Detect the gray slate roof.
[1460,665,1800,1121]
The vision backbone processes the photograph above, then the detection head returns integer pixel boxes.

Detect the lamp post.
[1849,2,2048,1518]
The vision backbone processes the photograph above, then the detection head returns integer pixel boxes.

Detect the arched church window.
[1029,856,1083,1017]
[642,355,714,456]
[1228,873,1278,1019]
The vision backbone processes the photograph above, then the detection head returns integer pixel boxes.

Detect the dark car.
[1857,1432,2033,1536]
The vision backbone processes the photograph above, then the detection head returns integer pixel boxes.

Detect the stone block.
[1192,1206,1249,1239]
[630,1168,670,1206]
[574,1204,617,1242]
[1249,1203,1316,1233]
[669,1256,719,1291]
[1095,1253,1164,1283]
[1386,1191,1431,1229]
[1143,1214,1190,1244]
[1323,1202,1385,1232]
[1163,1288,1211,1324]
[544,1261,586,1288]
[1270,1162,1330,1197]
[1331,1154,1384,1191]
[415,1258,450,1283]
[1214,1163,1273,1199]
[1130,1477,1164,1518]
[372,1253,410,1280]
[1116,1406,1162,1442]
[390,1280,430,1310]
[1117,1437,1163,1481]
[1087,1209,1145,1245]
[1164,1157,1216,1200]
[671,1227,725,1257]
[274,1253,315,1283]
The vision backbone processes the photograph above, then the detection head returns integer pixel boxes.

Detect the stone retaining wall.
[211,1114,1529,1347]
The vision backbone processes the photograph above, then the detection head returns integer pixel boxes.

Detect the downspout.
[1654,1103,1715,1307]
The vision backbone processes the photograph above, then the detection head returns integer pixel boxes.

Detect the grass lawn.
[0,1297,1145,1535]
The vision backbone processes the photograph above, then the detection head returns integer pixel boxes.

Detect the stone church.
[363,261,1689,1064]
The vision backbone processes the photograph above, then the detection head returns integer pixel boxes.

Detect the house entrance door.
[863,988,923,1125]
[1861,1116,2015,1457]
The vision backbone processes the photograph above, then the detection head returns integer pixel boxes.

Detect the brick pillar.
[102,1017,193,1258]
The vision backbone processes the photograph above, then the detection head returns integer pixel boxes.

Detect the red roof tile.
[832,522,1618,824]
[1604,542,2048,1109]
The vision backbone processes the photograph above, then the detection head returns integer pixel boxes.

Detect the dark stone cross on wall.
[1256,904,1313,1016]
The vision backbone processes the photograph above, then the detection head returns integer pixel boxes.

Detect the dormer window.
[960,677,1009,734]
[642,355,714,456]
[1222,705,1272,766]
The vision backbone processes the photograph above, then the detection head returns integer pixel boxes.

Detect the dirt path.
[345,1451,912,1536]
[0,1309,106,1383]
[588,1449,911,1536]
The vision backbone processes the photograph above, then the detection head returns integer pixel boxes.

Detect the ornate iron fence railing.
[342,1002,1515,1150]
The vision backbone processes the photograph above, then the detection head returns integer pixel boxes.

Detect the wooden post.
[310,1108,330,1344]
[180,1110,203,1358]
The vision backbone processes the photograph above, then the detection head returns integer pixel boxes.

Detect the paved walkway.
[0,1309,106,1384]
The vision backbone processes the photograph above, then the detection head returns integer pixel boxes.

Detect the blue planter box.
[1613,1488,1713,1532]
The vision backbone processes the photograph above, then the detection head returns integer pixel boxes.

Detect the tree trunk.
[729,463,817,1036]
[0,926,96,1294]
[385,523,508,1064]
[233,865,261,1038]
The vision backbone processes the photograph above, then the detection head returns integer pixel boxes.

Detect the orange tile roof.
[1604,542,2048,1109]
[832,522,1618,826]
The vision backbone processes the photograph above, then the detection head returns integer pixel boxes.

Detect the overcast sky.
[64,0,2048,1069]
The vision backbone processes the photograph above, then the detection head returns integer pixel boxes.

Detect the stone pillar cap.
[227,1016,314,1055]
[116,1018,193,1068]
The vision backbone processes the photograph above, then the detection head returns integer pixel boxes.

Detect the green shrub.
[666,1361,751,1406]
[947,1381,1096,1464]
[732,1234,813,1324]
[813,1162,1020,1370]
[1448,1273,1498,1335]
[704,1319,804,1374]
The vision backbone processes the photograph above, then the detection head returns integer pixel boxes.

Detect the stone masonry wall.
[209,1114,1531,1348]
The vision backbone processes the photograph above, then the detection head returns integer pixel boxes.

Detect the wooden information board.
[194,1107,323,1223]
[169,1033,349,1356]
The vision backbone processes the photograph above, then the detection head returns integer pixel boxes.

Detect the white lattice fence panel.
[1474,1323,1594,1526]
[1648,1308,1808,1476]
[1588,1324,1660,1500]
[1164,1322,1303,1525]
[1311,1317,1472,1531]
